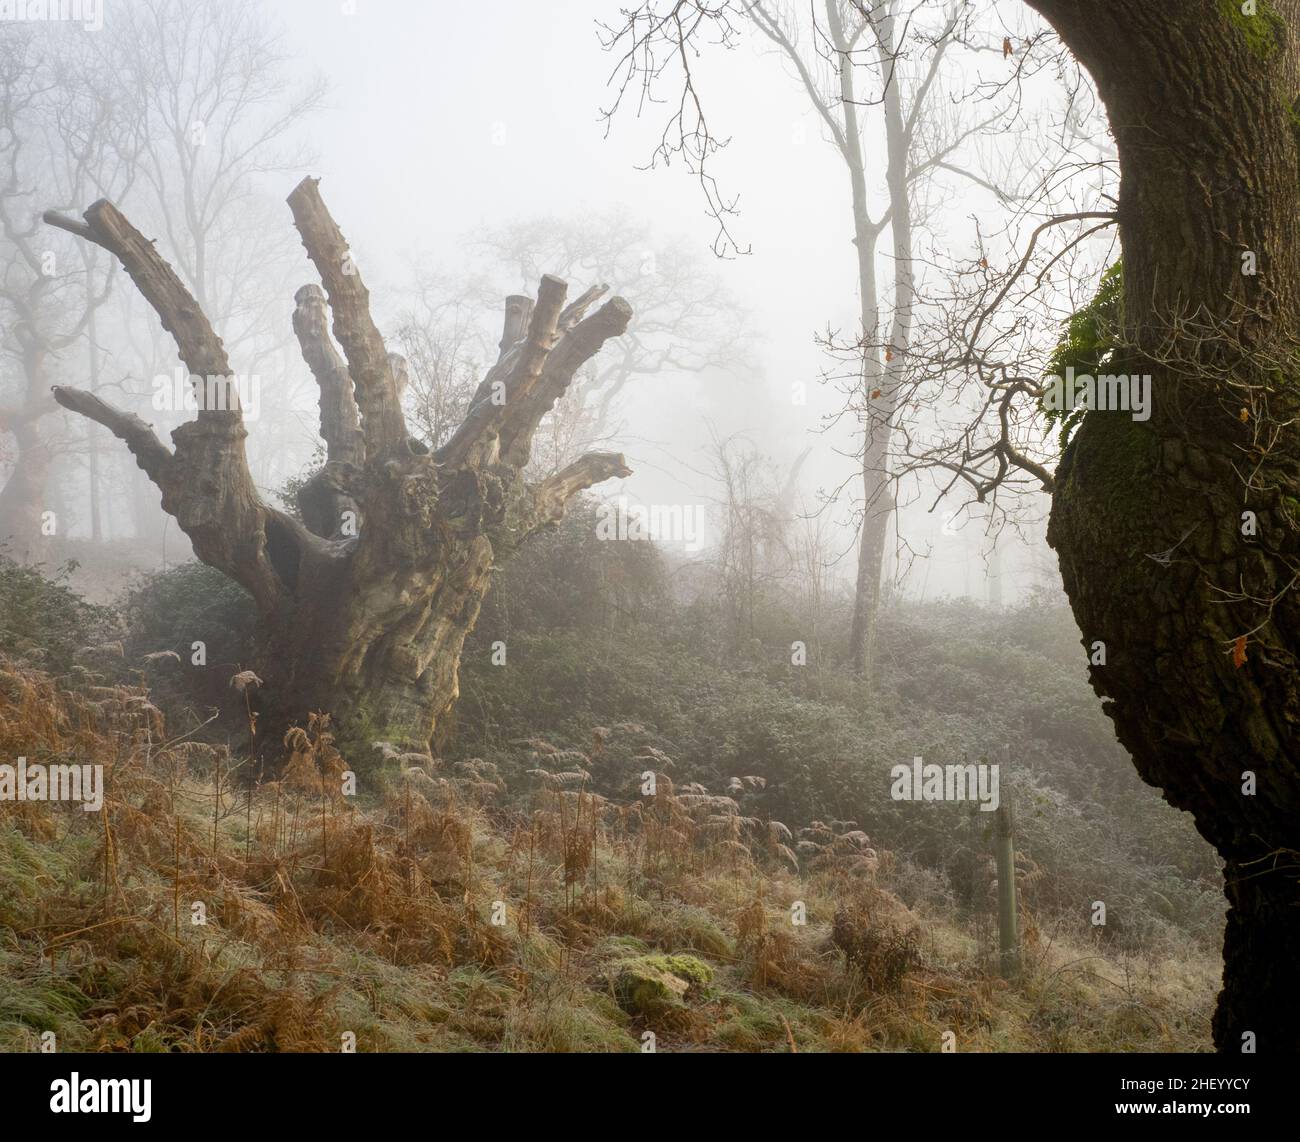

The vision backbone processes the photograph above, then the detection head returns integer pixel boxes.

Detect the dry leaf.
[230,669,264,692]
[1003,37,1013,58]
[1232,635,1248,669]
[871,388,882,399]
[1239,407,1249,422]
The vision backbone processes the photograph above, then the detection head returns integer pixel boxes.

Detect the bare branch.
[291,282,363,468]
[43,199,238,426]
[529,450,633,528]
[49,385,173,488]
[286,176,409,459]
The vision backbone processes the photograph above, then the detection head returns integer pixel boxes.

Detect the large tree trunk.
[250,521,496,751]
[0,418,52,560]
[1032,0,1300,1051]
[0,341,56,562]
[47,180,633,758]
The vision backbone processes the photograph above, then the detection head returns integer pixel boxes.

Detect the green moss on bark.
[1220,0,1287,59]
[1054,409,1159,559]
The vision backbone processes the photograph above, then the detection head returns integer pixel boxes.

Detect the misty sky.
[29,0,1078,600]
[273,0,855,462]
[251,0,1066,599]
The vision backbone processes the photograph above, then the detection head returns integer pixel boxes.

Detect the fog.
[0,0,1095,603]
[267,0,1056,601]
[0,0,1251,1066]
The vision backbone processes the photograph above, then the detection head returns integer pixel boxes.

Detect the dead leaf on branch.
[1232,636,1248,669]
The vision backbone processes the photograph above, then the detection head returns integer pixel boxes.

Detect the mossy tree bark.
[46,178,633,756]
[1030,0,1300,1051]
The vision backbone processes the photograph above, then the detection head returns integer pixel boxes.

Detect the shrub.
[121,561,257,723]
[0,555,118,674]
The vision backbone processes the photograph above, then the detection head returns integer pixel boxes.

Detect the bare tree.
[790,500,833,659]
[603,0,1035,682]
[0,28,132,558]
[707,430,799,648]
[47,178,634,757]
[103,0,324,323]
[391,271,489,456]
[99,0,326,544]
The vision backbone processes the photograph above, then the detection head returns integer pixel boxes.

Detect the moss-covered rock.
[610,954,714,1017]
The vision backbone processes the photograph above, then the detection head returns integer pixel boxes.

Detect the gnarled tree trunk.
[1032,0,1300,1052]
[47,177,633,755]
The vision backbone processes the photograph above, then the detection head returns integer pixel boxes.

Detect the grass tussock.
[0,655,1217,1053]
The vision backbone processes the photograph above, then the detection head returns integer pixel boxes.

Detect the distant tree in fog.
[0,28,132,557]
[602,0,1041,684]
[475,211,755,453]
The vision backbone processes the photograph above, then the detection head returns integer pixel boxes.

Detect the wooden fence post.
[994,796,1019,979]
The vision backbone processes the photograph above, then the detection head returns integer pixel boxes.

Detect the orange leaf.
[1232,635,1248,668]
[1239,407,1250,422]
[871,388,882,399]
[979,256,989,269]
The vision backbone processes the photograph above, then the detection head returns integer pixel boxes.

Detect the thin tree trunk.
[87,306,103,544]
[828,0,913,683]
[0,341,54,561]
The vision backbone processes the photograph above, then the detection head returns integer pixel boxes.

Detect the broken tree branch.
[287,176,409,459]
[44,200,240,430]
[500,296,633,466]
[529,450,633,528]
[49,386,173,489]
[292,283,364,468]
